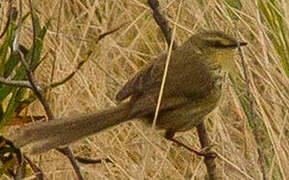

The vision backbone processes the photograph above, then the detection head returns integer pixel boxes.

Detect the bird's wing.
[115,53,166,102]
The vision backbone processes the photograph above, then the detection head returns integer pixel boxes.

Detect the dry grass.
[2,0,289,179]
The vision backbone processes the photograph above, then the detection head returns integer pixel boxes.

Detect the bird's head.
[197,31,247,49]
[190,31,247,75]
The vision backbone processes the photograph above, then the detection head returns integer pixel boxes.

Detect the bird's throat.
[214,49,238,77]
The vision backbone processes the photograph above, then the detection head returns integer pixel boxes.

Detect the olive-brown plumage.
[9,31,246,153]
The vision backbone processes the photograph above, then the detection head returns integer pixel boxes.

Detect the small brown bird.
[10,31,247,154]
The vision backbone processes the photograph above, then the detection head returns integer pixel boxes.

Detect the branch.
[147,0,178,49]
[197,123,218,179]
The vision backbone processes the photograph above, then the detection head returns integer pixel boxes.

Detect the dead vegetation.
[1,0,289,179]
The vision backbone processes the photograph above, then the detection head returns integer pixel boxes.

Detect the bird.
[9,31,247,155]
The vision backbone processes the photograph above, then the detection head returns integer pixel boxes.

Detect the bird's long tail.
[9,102,132,153]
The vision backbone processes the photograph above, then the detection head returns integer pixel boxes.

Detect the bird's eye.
[207,40,225,48]
[207,39,238,48]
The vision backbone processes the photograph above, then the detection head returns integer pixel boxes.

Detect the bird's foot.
[164,131,217,159]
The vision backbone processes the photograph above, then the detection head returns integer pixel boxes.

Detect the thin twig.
[48,51,92,89]
[0,77,32,89]
[151,0,182,129]
[48,0,64,100]
[48,25,124,89]
[96,23,126,42]
[236,31,267,180]
[217,153,254,179]
[75,156,112,164]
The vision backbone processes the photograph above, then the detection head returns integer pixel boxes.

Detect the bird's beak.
[239,41,247,46]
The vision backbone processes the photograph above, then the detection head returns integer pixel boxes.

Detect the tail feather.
[10,102,131,153]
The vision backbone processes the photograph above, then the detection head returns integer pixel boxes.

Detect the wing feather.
[115,54,166,102]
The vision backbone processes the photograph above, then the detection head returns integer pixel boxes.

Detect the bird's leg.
[165,130,216,159]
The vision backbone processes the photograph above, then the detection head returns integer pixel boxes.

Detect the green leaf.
[28,17,49,71]
[0,86,13,103]
[3,52,21,78]
[0,88,26,130]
